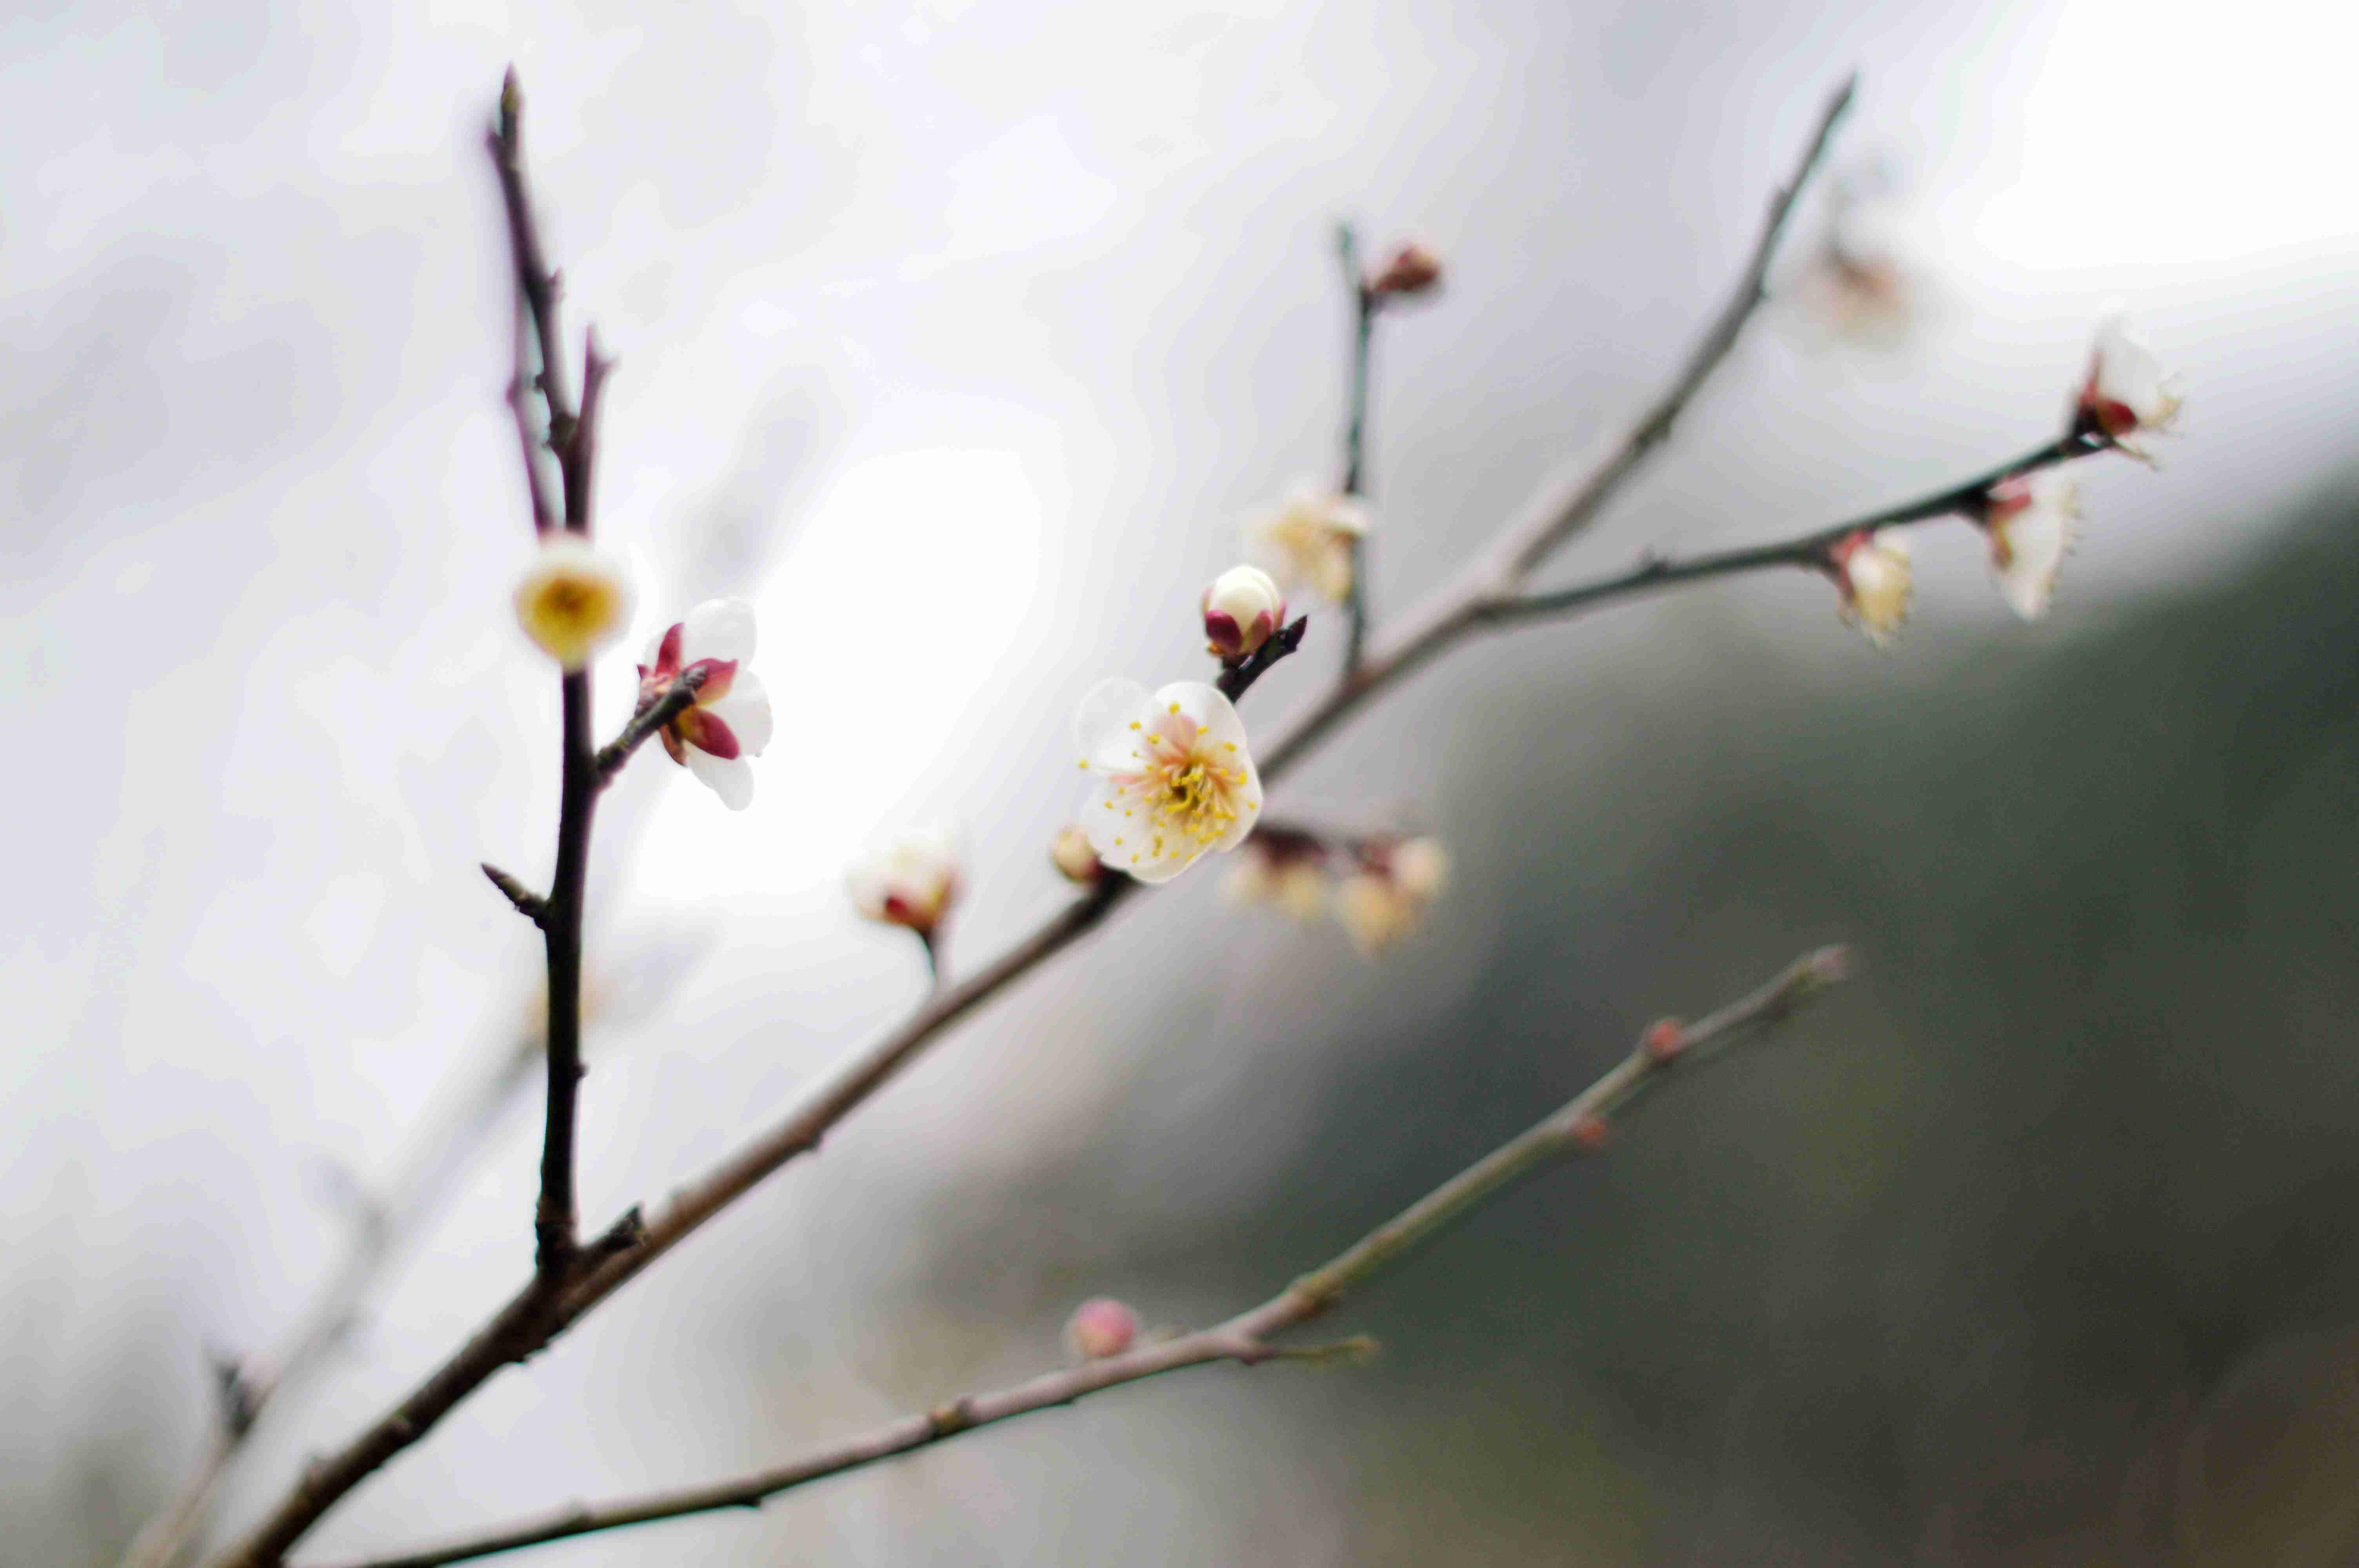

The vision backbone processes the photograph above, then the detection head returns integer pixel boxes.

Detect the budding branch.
[301,949,1848,1568]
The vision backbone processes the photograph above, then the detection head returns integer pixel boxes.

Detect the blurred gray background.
[7,0,2359,1562]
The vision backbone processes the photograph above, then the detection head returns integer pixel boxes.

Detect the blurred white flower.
[1366,239,1444,299]
[1074,679,1263,884]
[1201,564,1288,662]
[1064,1297,1138,1361]
[636,598,772,810]
[513,535,634,670]
[1829,528,1913,646]
[1245,484,1369,605]
[1331,837,1450,955]
[1981,470,2081,621]
[1221,836,1330,921]
[2075,304,2182,454]
[847,825,961,938]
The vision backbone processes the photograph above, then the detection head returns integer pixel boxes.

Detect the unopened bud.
[1050,824,1103,886]
[1641,1018,1686,1064]
[1569,1114,1612,1152]
[1064,1296,1138,1361]
[1367,240,1443,299]
[1201,564,1287,662]
[847,827,961,938]
[1827,528,1912,646]
[514,536,635,669]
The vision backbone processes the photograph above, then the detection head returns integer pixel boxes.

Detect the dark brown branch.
[503,290,554,534]
[301,950,1847,1568]
[535,668,596,1274]
[1215,615,1308,702]
[592,671,705,786]
[487,71,575,452]
[1336,222,1378,673]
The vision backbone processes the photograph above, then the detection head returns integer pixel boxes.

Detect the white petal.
[1080,775,1144,858]
[1209,755,1263,852]
[1993,488,2075,622]
[1122,839,1204,884]
[682,597,758,664]
[684,748,755,810]
[703,669,773,756]
[1155,681,1243,749]
[1074,678,1151,771]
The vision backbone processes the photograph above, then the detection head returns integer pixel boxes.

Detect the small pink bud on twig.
[1569,1114,1612,1153]
[1641,1018,1687,1064]
[1064,1297,1139,1361]
[847,826,961,939]
[1366,240,1444,299]
[1201,564,1288,662]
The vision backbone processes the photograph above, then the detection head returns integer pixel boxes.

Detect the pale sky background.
[4,0,2357,1561]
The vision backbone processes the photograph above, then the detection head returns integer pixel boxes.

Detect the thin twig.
[1214,616,1309,702]
[302,949,1848,1568]
[1481,431,2107,626]
[120,1034,545,1568]
[205,76,1865,1568]
[1336,222,1377,673]
[591,671,705,787]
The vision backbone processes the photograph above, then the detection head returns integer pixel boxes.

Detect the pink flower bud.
[1642,1018,1686,1064]
[1064,1297,1138,1361]
[1201,564,1287,662]
[1367,240,1444,298]
[1570,1114,1612,1152]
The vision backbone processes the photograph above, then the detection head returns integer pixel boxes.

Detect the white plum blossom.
[2075,304,2181,455]
[1981,470,2080,621]
[1245,484,1369,605]
[847,826,961,937]
[1201,564,1287,662]
[1828,528,1913,646]
[1074,679,1263,883]
[513,535,634,669]
[1331,837,1451,955]
[636,598,773,810]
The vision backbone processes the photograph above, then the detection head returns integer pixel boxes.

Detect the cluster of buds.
[1245,484,1369,606]
[848,826,961,942]
[1223,828,1451,955]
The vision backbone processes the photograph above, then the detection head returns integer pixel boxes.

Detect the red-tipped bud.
[1569,1114,1612,1152]
[1064,1297,1139,1361]
[1642,1018,1687,1064]
[847,827,961,938]
[1367,240,1444,299]
[1201,564,1287,662]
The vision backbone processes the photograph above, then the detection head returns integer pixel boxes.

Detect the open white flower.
[2075,304,2181,455]
[514,535,634,669]
[1829,528,1913,646]
[1245,484,1369,605]
[1981,471,2080,621]
[636,598,772,810]
[847,826,961,937]
[1074,679,1263,883]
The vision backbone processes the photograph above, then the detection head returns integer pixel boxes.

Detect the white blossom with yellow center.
[1245,483,1369,606]
[513,535,634,669]
[1073,678,1263,883]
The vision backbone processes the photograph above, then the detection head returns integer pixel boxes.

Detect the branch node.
[480,862,548,927]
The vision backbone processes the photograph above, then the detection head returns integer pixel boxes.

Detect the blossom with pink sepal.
[636,598,773,810]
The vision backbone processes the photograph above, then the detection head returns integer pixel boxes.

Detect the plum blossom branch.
[1480,430,2110,627]
[300,948,1847,1568]
[204,74,1866,1568]
[1336,222,1378,672]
